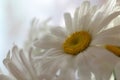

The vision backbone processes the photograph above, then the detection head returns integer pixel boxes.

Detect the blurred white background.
[0,0,108,74]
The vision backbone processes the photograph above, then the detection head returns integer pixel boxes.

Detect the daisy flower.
[3,46,55,80]
[33,0,120,80]
[3,46,37,80]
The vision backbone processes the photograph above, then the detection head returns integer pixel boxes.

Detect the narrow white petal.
[89,0,117,35]
[76,1,91,31]
[57,69,76,80]
[19,50,38,80]
[79,1,90,16]
[92,36,120,46]
[102,0,116,14]
[75,53,91,80]
[34,34,62,49]
[89,12,104,35]
[50,26,66,40]
[94,11,120,34]
[95,25,120,38]
[86,47,119,80]
[4,47,38,80]
[11,47,26,72]
[34,49,70,78]
[73,7,80,32]
[64,13,73,34]
[57,59,76,80]
[81,14,91,31]
[42,49,65,58]
[40,59,63,78]
[3,59,27,80]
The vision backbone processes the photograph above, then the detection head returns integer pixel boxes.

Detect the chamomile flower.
[0,46,50,80]
[3,46,55,80]
[3,46,37,80]
[33,0,120,80]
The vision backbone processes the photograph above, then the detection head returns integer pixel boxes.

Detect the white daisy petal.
[76,54,91,80]
[42,49,66,58]
[19,50,38,80]
[102,0,116,14]
[73,7,80,31]
[94,11,120,33]
[85,47,119,80]
[57,68,76,80]
[3,59,27,80]
[12,45,18,55]
[34,34,62,49]
[64,13,73,34]
[76,1,91,31]
[81,14,91,31]
[89,0,117,35]
[50,26,67,40]
[79,1,90,16]
[57,57,76,80]
[11,46,23,68]
[95,25,120,38]
[89,12,104,35]
[34,49,71,78]
[3,46,42,80]
[92,36,120,46]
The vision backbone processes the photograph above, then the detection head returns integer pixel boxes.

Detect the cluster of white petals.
[1,0,120,80]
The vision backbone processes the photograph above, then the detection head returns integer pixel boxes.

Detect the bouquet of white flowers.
[1,0,120,80]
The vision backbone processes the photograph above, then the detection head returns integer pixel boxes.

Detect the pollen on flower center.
[63,31,91,55]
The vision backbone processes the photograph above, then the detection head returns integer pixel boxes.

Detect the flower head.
[33,0,120,80]
[3,46,37,80]
[3,45,57,80]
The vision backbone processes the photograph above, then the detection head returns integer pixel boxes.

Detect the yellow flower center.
[105,45,120,57]
[63,31,91,55]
